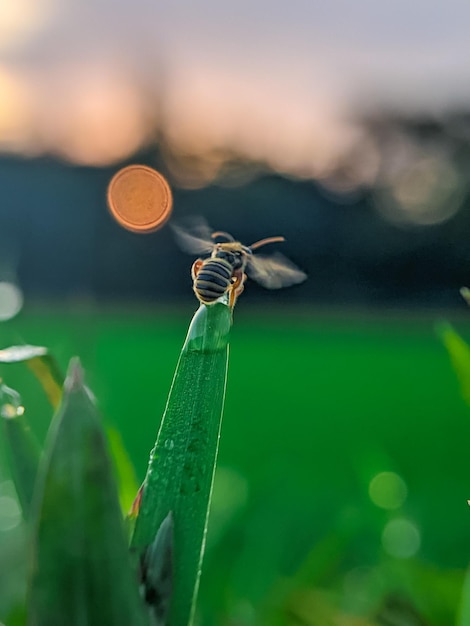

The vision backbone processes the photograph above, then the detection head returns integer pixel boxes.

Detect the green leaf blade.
[107,425,140,515]
[437,322,470,406]
[458,565,470,626]
[2,411,40,520]
[132,302,231,626]
[28,359,148,626]
[0,380,40,519]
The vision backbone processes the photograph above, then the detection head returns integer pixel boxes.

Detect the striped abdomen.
[194,258,233,303]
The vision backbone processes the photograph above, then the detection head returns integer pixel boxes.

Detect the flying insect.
[172,219,307,307]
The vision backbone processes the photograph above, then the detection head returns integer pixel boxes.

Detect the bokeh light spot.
[0,281,23,320]
[107,165,173,233]
[369,471,407,510]
[382,518,421,559]
[375,147,464,226]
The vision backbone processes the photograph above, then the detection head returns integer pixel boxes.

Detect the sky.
[1,0,469,178]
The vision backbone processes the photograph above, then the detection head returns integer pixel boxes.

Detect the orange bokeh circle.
[107,165,173,233]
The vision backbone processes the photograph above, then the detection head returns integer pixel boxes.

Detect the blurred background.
[2,0,470,624]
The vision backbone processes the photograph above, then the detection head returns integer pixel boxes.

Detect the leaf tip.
[64,357,84,392]
[461,287,470,306]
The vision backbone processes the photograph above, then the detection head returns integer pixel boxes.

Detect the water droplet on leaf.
[0,382,24,419]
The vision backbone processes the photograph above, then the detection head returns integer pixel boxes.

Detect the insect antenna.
[211,231,235,242]
[249,236,285,250]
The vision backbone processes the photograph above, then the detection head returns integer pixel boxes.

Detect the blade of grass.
[28,358,148,626]
[437,323,470,625]
[461,287,470,307]
[26,355,63,409]
[0,381,40,519]
[0,345,63,409]
[107,425,140,514]
[131,301,232,626]
[457,566,470,626]
[0,344,138,516]
[436,322,470,406]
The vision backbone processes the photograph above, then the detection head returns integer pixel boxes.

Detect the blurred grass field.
[2,305,470,624]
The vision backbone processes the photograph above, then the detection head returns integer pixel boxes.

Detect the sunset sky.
[1,0,469,174]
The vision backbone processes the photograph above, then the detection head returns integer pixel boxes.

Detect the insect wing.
[247,252,307,289]
[171,218,215,255]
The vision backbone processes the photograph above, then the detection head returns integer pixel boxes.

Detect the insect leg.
[191,259,204,281]
[229,270,247,308]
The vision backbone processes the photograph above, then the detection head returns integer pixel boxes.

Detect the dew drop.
[0,382,24,419]
[164,439,174,450]
[0,282,23,321]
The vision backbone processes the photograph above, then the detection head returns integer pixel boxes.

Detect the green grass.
[1,304,470,624]
[132,302,232,626]
[28,360,148,626]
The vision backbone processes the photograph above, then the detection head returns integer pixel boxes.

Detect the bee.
[172,219,307,307]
